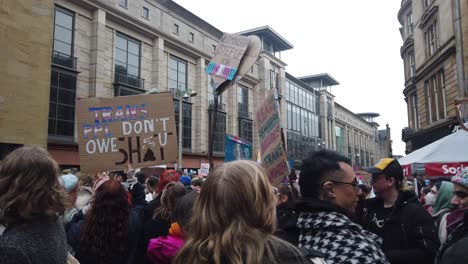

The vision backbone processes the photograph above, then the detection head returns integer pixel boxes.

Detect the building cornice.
[403,79,416,96]
[397,0,412,25]
[260,51,287,67]
[419,5,439,30]
[400,37,414,57]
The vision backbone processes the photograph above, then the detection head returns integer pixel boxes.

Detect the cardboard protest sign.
[206,33,250,88]
[77,93,177,172]
[256,91,290,186]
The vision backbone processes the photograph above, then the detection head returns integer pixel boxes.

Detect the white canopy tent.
[398,127,468,177]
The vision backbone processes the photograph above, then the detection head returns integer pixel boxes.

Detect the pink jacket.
[147,235,184,264]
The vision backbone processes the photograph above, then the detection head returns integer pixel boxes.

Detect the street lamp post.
[176,89,197,170]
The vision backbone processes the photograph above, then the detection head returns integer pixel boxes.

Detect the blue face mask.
[424,179,430,186]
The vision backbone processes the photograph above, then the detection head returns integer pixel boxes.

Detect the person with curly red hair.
[66,166,147,264]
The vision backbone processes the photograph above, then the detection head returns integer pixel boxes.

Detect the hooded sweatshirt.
[296,199,389,264]
[432,182,455,217]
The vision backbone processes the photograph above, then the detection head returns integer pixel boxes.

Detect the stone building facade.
[1,0,391,170]
[0,0,55,158]
[44,0,296,169]
[398,0,468,153]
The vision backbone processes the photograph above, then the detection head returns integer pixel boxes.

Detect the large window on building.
[408,51,415,77]
[52,7,75,68]
[406,12,413,36]
[237,84,249,118]
[425,70,446,124]
[169,56,192,150]
[169,56,187,93]
[49,7,76,138]
[410,94,420,129]
[212,113,226,153]
[115,33,141,89]
[237,84,252,143]
[49,70,76,137]
[207,75,226,153]
[53,7,74,57]
[425,22,438,57]
[173,101,192,150]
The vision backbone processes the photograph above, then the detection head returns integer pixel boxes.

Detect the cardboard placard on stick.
[206,33,250,88]
[77,93,177,172]
[256,91,290,186]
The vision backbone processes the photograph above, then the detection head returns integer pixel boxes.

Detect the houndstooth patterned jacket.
[298,211,389,264]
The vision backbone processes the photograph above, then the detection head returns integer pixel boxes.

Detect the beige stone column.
[152,37,166,91]
[89,9,108,98]
[192,57,206,154]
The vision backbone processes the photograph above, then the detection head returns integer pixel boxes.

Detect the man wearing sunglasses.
[363,158,439,264]
[296,150,389,263]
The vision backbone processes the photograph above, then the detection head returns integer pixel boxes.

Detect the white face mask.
[425,192,437,206]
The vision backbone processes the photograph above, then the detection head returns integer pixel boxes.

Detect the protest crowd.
[1,145,468,264]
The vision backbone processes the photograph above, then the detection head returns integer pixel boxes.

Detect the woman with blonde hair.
[173,160,323,264]
[0,146,68,264]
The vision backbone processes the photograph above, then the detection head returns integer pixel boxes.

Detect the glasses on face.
[330,179,359,191]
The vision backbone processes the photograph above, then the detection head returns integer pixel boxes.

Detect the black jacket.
[275,202,300,245]
[363,191,440,264]
[436,211,468,264]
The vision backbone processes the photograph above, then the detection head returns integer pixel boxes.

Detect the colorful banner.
[256,91,289,186]
[77,93,178,172]
[225,134,252,162]
[425,162,468,177]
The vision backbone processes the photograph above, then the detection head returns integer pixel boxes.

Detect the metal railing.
[114,72,144,88]
[209,100,226,112]
[51,51,77,70]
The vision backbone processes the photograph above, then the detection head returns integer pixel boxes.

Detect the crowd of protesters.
[0,146,467,263]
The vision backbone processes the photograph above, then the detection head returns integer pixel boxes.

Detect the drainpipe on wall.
[453,0,466,96]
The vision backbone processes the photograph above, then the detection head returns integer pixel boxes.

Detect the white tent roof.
[399,128,468,165]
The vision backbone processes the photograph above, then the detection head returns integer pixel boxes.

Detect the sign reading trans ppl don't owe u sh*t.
[77,93,178,173]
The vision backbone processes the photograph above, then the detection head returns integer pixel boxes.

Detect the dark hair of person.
[81,180,129,262]
[147,176,159,189]
[191,178,203,188]
[299,149,351,198]
[358,184,369,194]
[155,170,181,195]
[0,146,68,225]
[113,170,127,182]
[173,191,198,229]
[154,182,186,221]
[136,171,146,184]
[278,183,294,203]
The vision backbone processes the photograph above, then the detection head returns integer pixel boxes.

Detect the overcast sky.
[174,0,407,156]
